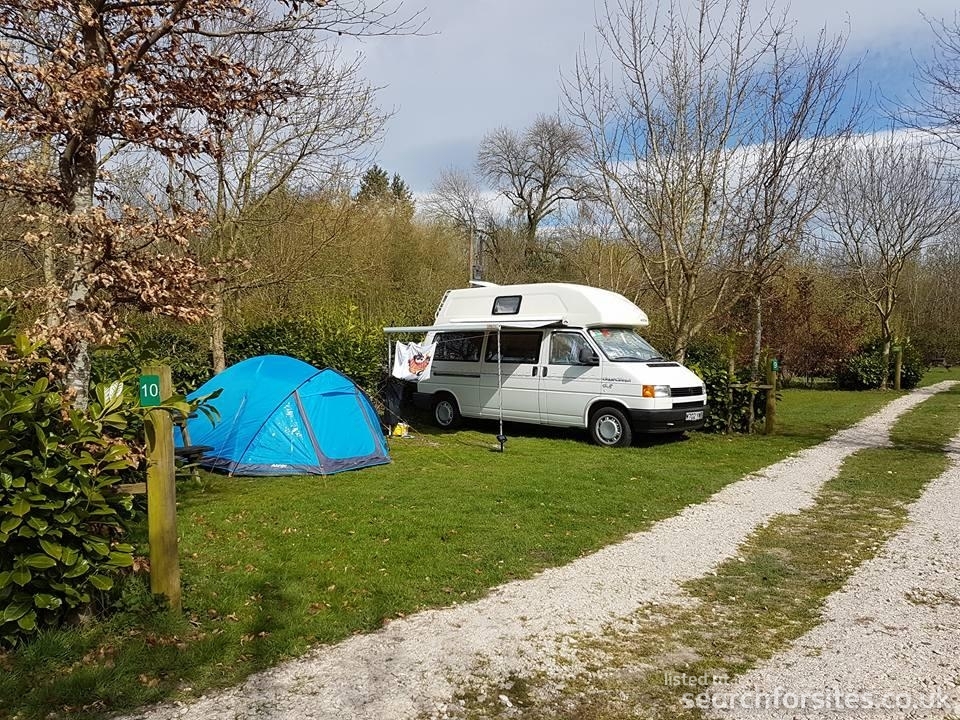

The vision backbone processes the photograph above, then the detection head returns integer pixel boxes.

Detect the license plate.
[685,410,704,421]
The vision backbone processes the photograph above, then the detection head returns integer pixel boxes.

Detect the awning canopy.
[383,318,567,334]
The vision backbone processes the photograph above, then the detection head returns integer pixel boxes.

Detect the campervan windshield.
[588,328,663,362]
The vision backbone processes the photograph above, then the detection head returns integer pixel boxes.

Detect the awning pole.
[496,325,506,452]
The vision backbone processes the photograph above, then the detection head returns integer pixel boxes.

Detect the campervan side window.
[484,332,542,364]
[492,295,522,315]
[434,332,484,362]
[550,332,592,365]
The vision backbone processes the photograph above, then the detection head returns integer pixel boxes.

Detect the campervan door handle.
[541,366,548,376]
[531,366,538,377]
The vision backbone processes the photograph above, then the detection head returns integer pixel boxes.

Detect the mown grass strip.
[919,366,960,387]
[466,383,960,720]
[0,389,901,719]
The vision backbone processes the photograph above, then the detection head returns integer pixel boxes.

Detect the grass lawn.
[919,366,960,386]
[505,382,960,720]
[0,388,906,719]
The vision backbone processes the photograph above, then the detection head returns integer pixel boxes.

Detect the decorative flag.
[392,341,436,381]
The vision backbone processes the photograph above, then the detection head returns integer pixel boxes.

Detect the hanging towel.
[392,341,436,381]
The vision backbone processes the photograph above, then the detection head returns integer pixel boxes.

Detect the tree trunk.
[62,133,99,409]
[879,320,892,390]
[751,289,763,380]
[42,237,59,329]
[65,338,90,406]
[672,328,690,363]
[39,138,60,329]
[523,222,538,261]
[211,281,227,374]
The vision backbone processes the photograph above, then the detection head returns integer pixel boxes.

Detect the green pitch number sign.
[139,374,162,407]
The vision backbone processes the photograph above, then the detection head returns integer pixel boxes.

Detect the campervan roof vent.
[648,362,681,368]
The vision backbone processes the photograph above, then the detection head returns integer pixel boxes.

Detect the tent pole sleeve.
[293,389,327,475]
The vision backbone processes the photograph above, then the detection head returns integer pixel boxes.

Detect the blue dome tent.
[177,355,390,476]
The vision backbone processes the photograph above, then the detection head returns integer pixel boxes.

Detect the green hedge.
[685,342,768,434]
[93,308,385,396]
[93,325,212,396]
[226,308,384,394]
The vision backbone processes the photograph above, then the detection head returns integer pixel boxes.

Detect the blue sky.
[351,1,956,192]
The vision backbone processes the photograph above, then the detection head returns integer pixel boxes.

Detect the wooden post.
[764,359,777,435]
[726,352,735,434]
[143,364,180,611]
[894,346,903,391]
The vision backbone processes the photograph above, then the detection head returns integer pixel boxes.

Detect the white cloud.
[350,0,959,192]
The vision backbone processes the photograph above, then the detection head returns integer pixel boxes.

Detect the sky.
[348,0,958,193]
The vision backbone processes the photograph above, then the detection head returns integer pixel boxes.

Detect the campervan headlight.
[641,384,671,398]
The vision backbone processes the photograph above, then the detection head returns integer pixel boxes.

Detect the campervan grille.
[673,399,706,409]
[672,386,704,397]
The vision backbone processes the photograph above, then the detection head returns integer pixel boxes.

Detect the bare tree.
[0,0,417,405]
[907,12,960,150]
[183,29,387,372]
[560,200,642,298]
[904,229,960,363]
[476,114,585,262]
[424,167,501,281]
[565,0,783,361]
[734,29,857,377]
[821,134,960,388]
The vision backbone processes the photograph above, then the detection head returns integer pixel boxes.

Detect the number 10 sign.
[139,374,162,407]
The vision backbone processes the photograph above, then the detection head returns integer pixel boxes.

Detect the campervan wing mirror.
[578,346,600,366]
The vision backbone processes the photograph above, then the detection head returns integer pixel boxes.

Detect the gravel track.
[711,431,960,720]
[121,384,953,720]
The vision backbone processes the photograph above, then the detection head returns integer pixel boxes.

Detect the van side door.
[426,331,484,415]
[539,330,604,427]
[479,330,543,422]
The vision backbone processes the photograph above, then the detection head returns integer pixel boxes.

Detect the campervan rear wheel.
[589,406,632,447]
[432,394,462,429]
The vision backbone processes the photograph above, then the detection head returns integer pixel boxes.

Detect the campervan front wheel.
[589,406,633,447]
[432,394,462,429]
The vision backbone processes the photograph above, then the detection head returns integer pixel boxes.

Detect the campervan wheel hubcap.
[597,414,622,443]
[436,401,453,425]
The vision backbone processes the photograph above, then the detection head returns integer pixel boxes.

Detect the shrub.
[685,342,768,433]
[226,307,384,393]
[836,339,924,390]
[94,307,387,397]
[92,324,211,396]
[0,315,145,647]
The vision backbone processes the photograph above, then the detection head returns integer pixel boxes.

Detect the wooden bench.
[174,444,214,463]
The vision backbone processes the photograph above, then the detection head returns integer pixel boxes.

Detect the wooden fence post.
[142,364,181,611]
[893,346,903,391]
[764,359,778,435]
[726,352,735,434]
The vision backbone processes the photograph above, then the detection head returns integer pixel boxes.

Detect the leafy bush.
[226,307,385,393]
[96,307,387,398]
[836,339,924,390]
[686,342,769,434]
[92,324,211,396]
[0,315,145,647]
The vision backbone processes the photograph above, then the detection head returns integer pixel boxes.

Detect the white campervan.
[395,282,708,447]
